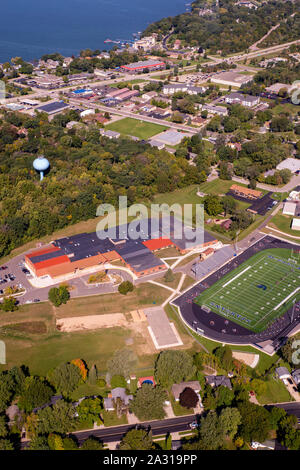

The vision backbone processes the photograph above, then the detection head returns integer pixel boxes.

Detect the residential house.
[292,369,300,386]
[99,129,121,140]
[275,367,291,381]
[103,388,133,411]
[205,375,232,389]
[171,381,201,402]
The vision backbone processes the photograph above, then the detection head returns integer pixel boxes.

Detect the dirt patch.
[232,351,258,367]
[56,313,127,332]
[1,321,47,334]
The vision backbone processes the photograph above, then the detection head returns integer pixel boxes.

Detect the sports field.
[194,248,300,333]
[106,118,169,140]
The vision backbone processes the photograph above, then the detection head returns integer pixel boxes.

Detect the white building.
[163,84,207,96]
[80,109,95,118]
[225,92,260,107]
[211,71,254,88]
[292,218,300,231]
[276,158,300,174]
[282,202,297,216]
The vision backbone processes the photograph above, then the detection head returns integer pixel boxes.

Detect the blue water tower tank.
[33,156,50,181]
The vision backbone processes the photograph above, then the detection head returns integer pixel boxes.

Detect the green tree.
[155,350,195,388]
[50,363,81,397]
[107,349,137,379]
[0,415,8,438]
[0,438,14,450]
[119,429,154,450]
[76,397,102,424]
[164,268,174,283]
[36,400,76,435]
[0,297,18,312]
[203,195,223,217]
[118,281,134,295]
[219,407,241,439]
[130,384,166,421]
[237,401,271,443]
[80,437,103,450]
[18,377,54,413]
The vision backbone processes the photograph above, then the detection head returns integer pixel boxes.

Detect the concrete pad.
[144,307,183,349]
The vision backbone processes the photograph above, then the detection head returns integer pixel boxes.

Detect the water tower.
[33,156,50,181]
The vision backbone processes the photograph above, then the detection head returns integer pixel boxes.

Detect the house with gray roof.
[206,375,232,389]
[99,129,121,139]
[103,388,133,411]
[275,367,291,380]
[171,381,201,402]
[292,369,300,386]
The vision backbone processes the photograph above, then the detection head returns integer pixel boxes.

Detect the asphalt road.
[70,414,196,445]
[273,403,300,423]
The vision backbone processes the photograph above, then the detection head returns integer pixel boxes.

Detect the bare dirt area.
[56,313,127,332]
[232,351,259,368]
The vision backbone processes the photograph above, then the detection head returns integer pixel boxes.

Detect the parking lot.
[0,252,133,306]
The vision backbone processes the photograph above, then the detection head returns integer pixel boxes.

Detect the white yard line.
[274,287,300,311]
[222,266,252,288]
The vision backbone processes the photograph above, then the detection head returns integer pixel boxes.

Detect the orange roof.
[34,255,70,271]
[230,184,261,198]
[143,238,173,251]
[27,245,60,259]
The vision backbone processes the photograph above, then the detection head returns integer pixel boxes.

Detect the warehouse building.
[120,60,166,73]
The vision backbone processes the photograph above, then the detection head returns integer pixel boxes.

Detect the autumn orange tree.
[71,359,88,382]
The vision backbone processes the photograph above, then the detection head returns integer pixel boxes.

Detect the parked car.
[33,299,40,303]
[189,421,199,430]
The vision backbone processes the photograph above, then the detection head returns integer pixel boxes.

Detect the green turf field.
[194,248,300,333]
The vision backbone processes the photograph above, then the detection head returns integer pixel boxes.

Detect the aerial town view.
[0,0,300,460]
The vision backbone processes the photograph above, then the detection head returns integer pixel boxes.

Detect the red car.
[0,266,8,270]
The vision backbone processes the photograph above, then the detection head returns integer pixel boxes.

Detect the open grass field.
[269,213,300,237]
[106,117,169,140]
[194,248,300,333]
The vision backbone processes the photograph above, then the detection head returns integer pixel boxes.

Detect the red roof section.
[27,245,60,260]
[143,238,174,251]
[34,255,70,271]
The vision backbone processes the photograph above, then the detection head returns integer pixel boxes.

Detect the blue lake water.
[0,0,186,62]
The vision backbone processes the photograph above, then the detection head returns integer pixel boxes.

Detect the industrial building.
[211,71,254,88]
[120,60,166,73]
[25,218,218,280]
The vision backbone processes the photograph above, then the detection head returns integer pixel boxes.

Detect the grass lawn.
[110,79,146,88]
[156,272,182,290]
[101,410,128,427]
[257,378,292,404]
[55,282,170,318]
[181,275,196,292]
[0,327,130,376]
[106,117,169,140]
[170,395,194,417]
[272,102,300,116]
[269,213,299,237]
[194,248,300,333]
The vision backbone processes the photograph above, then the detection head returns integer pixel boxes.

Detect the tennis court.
[194,248,300,333]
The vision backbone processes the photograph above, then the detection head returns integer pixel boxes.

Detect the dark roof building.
[205,375,232,389]
[36,101,69,115]
[25,217,218,279]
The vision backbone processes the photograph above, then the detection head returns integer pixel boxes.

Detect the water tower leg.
[40,171,44,181]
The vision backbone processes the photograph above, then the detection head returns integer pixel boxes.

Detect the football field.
[194,248,300,333]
